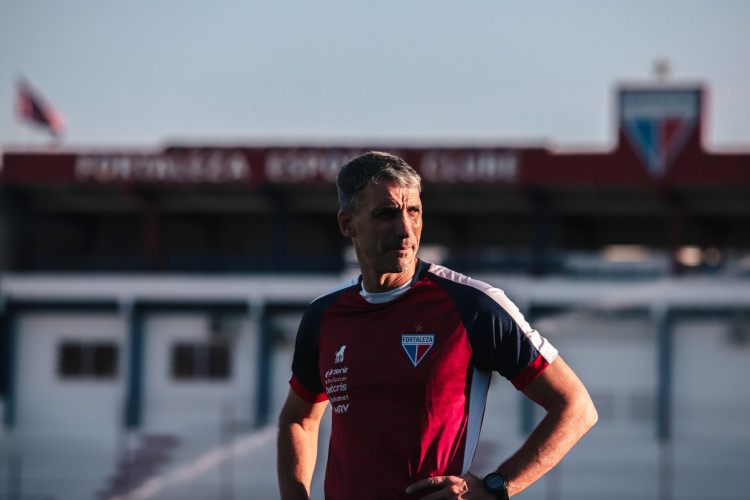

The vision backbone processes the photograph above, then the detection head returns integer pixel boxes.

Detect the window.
[58,341,118,379]
[171,343,231,381]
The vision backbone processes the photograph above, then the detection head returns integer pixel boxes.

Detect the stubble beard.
[359,240,418,277]
[387,250,416,274]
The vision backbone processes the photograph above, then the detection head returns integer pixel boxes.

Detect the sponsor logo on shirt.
[335,344,346,363]
[326,345,350,414]
[334,404,350,414]
[325,367,348,378]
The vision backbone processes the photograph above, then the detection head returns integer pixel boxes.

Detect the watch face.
[486,473,506,489]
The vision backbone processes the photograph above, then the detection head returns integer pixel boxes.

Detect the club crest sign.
[401,334,434,367]
[620,89,701,178]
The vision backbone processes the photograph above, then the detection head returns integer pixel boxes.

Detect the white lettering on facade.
[265,149,364,183]
[420,150,518,184]
[621,91,699,120]
[74,152,250,183]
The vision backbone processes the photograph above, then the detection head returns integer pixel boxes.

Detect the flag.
[15,78,67,136]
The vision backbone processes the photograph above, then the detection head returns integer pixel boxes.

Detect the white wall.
[672,317,750,439]
[142,313,257,436]
[15,312,128,437]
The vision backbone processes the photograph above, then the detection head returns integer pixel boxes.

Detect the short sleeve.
[290,305,327,402]
[466,286,557,389]
[428,268,558,390]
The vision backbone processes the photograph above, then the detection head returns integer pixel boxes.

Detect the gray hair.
[336,151,422,212]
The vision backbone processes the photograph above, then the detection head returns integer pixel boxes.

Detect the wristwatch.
[482,472,509,500]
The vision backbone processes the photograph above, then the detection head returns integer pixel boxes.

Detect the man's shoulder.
[424,262,494,295]
[309,275,361,307]
[297,276,360,332]
[424,263,523,315]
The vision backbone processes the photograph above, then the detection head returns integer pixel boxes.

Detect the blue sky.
[1,1,748,150]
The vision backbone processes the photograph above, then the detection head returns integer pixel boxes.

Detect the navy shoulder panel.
[290,278,359,395]
[426,264,542,381]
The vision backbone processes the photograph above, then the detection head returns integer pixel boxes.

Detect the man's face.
[339,180,423,278]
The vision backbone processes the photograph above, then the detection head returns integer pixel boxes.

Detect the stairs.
[97,434,179,499]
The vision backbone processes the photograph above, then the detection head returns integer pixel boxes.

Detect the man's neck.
[361,260,418,293]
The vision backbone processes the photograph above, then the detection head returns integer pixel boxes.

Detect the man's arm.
[277,388,329,500]
[497,355,598,496]
[407,355,597,498]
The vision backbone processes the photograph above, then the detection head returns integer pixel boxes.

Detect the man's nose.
[394,210,412,237]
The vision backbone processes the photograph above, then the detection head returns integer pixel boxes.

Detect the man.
[277,151,597,499]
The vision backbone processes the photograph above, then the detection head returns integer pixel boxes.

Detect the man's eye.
[375,209,397,218]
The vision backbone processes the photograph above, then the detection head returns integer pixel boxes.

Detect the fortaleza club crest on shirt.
[401,332,434,367]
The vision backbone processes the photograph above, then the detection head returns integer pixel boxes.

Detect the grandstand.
[1,83,749,499]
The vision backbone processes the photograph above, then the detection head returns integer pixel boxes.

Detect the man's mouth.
[390,243,412,253]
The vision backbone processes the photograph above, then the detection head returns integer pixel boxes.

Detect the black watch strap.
[482,471,509,500]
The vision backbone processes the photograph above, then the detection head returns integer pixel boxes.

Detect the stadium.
[1,83,749,499]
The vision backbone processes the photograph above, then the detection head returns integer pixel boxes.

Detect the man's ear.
[338,210,355,238]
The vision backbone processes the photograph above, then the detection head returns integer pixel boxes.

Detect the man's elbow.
[557,386,598,437]
[577,392,598,433]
